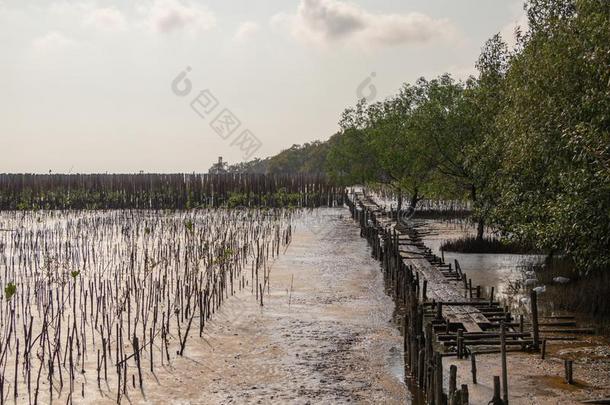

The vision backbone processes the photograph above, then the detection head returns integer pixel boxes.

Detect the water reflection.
[420,219,545,309]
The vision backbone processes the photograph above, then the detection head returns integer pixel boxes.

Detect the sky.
[0,0,527,173]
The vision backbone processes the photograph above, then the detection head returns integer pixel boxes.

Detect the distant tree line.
[226,141,331,176]
[235,0,610,273]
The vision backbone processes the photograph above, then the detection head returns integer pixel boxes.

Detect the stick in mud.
[449,364,457,399]
[490,376,503,405]
[436,302,443,321]
[565,360,574,384]
[461,384,469,404]
[0,206,295,402]
[434,352,443,404]
[471,353,477,384]
[133,336,143,389]
[530,290,540,351]
[501,321,509,404]
[422,280,427,301]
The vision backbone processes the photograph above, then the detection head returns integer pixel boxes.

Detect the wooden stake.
[565,360,574,384]
[501,321,509,404]
[449,364,457,398]
[530,290,540,351]
[471,353,477,384]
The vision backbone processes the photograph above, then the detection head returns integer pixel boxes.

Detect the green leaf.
[4,283,16,300]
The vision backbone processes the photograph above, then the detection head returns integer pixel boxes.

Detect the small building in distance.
[208,156,228,174]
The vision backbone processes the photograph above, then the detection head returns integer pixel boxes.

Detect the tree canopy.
[234,0,610,272]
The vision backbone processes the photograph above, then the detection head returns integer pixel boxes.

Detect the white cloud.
[32,31,78,53]
[234,21,260,42]
[139,0,216,35]
[269,12,291,32]
[46,1,90,17]
[272,0,457,48]
[84,7,127,32]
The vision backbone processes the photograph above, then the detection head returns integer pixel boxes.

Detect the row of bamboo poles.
[0,173,344,210]
[0,208,293,404]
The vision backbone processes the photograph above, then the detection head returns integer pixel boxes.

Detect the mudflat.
[88,209,408,404]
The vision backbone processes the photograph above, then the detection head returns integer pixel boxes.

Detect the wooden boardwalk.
[356,192,495,335]
[350,191,594,404]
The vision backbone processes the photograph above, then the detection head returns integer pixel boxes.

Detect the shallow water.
[94,207,410,404]
[421,219,545,310]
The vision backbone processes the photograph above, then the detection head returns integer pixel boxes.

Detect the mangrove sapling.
[0,207,294,402]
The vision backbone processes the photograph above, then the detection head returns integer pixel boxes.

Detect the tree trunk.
[410,188,419,209]
[471,184,485,241]
[397,189,403,213]
[545,250,555,266]
[477,217,485,241]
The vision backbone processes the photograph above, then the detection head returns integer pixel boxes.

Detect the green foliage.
[488,0,610,272]
[212,248,235,266]
[271,188,301,207]
[227,158,269,174]
[525,0,576,36]
[225,190,301,208]
[70,271,80,279]
[4,283,16,300]
[226,142,330,176]
[266,142,330,175]
[184,220,194,233]
[407,75,479,199]
[326,74,484,210]
[324,0,610,272]
[326,105,379,185]
[440,236,536,254]
[227,192,247,208]
[3,0,606,275]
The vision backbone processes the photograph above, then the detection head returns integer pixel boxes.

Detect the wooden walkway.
[350,191,594,404]
[357,192,495,335]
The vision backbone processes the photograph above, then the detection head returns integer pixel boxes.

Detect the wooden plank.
[358,193,491,334]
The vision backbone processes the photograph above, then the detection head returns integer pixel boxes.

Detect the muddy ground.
[446,336,610,404]
[421,220,610,404]
[85,209,408,404]
[81,208,610,404]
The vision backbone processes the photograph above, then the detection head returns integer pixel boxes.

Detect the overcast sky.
[0,0,526,173]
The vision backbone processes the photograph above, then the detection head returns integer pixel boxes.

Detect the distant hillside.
[227,140,334,175]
